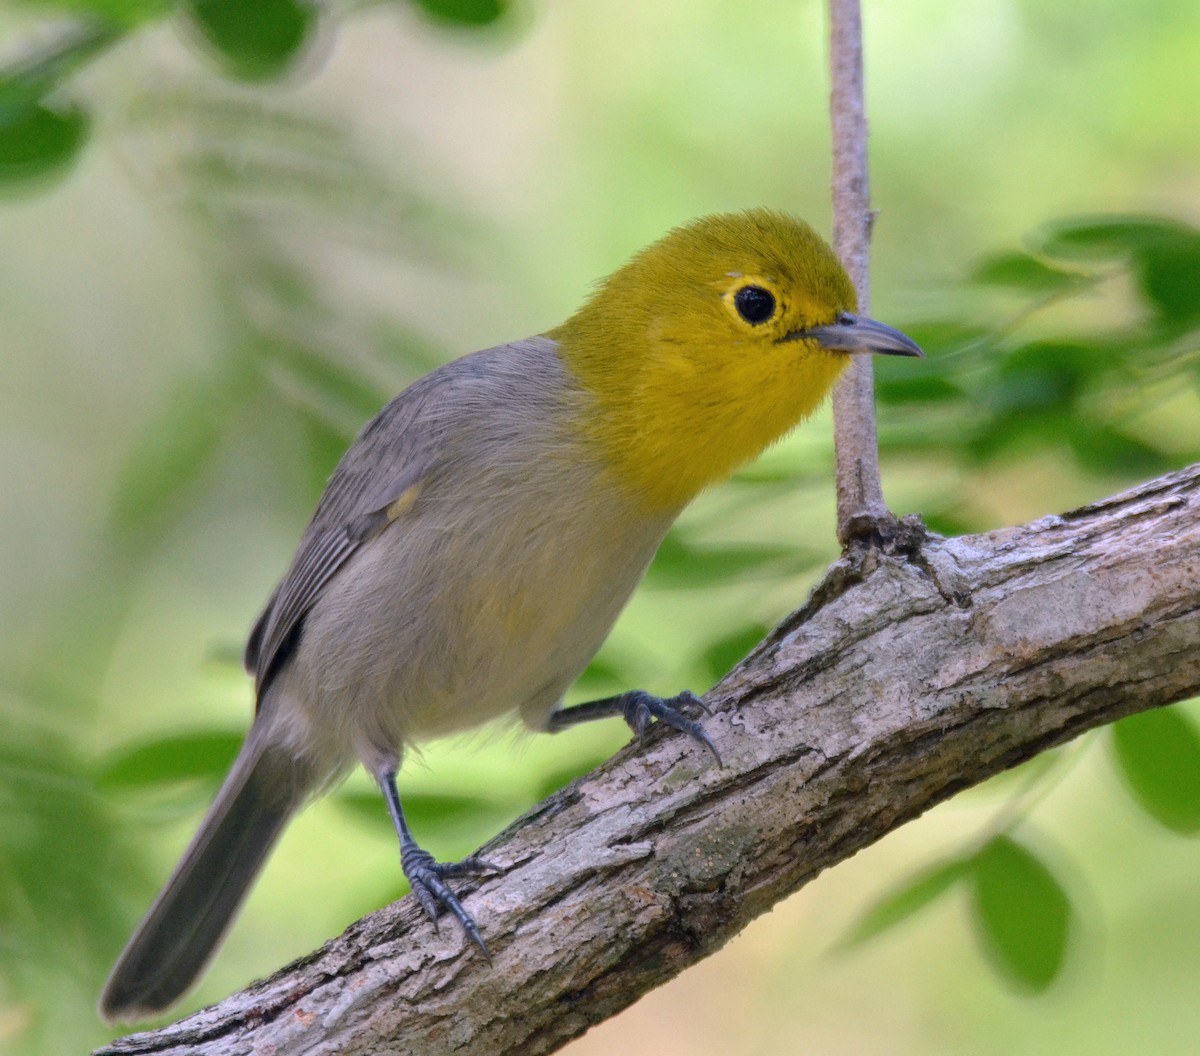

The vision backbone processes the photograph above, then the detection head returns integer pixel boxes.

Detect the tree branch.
[98,464,1200,1056]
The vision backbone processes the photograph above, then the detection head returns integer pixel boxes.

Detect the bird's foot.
[618,690,722,766]
[400,843,500,958]
[548,688,722,765]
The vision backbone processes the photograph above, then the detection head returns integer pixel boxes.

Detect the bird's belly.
[288,490,671,765]
[399,574,625,738]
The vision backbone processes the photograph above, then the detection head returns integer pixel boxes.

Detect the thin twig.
[828,0,890,544]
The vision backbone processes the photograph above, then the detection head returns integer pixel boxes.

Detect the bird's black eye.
[733,285,776,325]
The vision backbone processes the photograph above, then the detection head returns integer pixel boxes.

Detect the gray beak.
[783,312,924,358]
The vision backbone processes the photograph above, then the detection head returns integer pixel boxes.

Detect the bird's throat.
[561,338,848,511]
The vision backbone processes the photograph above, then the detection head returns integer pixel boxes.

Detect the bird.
[99,208,922,1022]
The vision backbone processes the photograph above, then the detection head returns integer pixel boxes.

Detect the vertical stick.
[828,0,889,545]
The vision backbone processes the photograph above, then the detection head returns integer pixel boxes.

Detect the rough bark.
[98,463,1200,1056]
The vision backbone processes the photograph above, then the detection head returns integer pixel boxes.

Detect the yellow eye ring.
[725,281,781,327]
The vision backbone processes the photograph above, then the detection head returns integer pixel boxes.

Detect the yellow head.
[551,209,921,510]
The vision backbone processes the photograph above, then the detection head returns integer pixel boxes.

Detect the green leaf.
[968,341,1129,462]
[0,706,132,972]
[992,340,1114,410]
[1027,215,1200,330]
[1033,215,1192,263]
[28,0,172,25]
[874,372,964,406]
[837,857,970,950]
[969,835,1071,992]
[1066,423,1174,477]
[570,655,630,700]
[972,251,1082,291]
[1132,233,1200,332]
[186,0,319,81]
[919,504,982,538]
[337,789,499,830]
[1111,705,1200,834]
[0,95,88,187]
[644,534,808,589]
[409,0,509,27]
[97,730,244,791]
[336,788,518,856]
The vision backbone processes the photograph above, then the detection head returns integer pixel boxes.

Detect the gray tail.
[100,735,313,1023]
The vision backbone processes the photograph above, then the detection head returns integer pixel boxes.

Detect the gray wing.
[243,337,563,699]
[244,368,444,698]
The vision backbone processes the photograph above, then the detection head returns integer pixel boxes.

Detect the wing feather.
[242,338,561,699]
[244,378,443,695]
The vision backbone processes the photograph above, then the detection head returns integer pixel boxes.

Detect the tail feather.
[100,736,312,1023]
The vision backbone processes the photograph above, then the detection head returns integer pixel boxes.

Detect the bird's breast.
[286,440,673,760]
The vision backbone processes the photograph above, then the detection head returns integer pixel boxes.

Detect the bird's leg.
[378,769,498,958]
[547,689,722,766]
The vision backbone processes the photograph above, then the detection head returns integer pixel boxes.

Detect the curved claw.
[674,689,713,717]
[434,855,503,879]
[401,846,495,959]
[620,690,723,767]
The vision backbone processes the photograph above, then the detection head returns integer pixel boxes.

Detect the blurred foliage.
[0,3,1198,1054]
[0,11,509,1051]
[840,788,1079,992]
[185,0,321,81]
[99,85,471,555]
[969,835,1073,993]
[642,534,815,590]
[836,855,973,951]
[813,213,1200,994]
[0,682,134,1051]
[869,213,1200,553]
[838,702,1200,994]
[843,833,1075,994]
[0,96,89,183]
[1110,707,1200,835]
[0,19,117,186]
[875,214,1200,489]
[0,0,512,190]
[98,728,241,792]
[410,0,509,28]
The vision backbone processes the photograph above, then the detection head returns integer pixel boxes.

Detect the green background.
[1,0,1199,1053]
